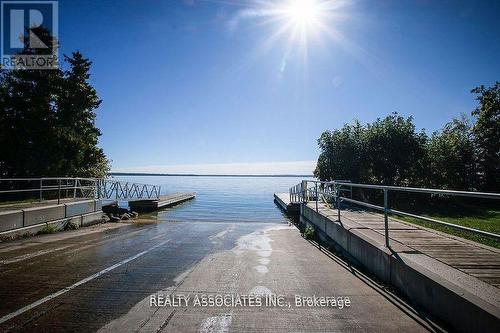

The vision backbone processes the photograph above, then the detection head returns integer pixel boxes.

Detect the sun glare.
[232,0,353,74]
[284,0,322,27]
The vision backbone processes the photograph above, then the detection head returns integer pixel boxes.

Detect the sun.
[283,0,323,27]
[230,0,353,74]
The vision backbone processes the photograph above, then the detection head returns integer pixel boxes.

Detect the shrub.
[38,224,57,235]
[303,225,315,239]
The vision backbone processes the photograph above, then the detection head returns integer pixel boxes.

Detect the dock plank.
[128,192,195,212]
[274,193,300,213]
[310,203,500,288]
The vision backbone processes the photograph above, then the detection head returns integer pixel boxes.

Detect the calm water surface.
[114,176,312,223]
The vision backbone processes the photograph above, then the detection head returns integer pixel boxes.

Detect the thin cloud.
[113,160,316,175]
[227,8,277,31]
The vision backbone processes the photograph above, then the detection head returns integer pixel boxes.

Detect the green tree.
[427,116,477,190]
[0,28,109,178]
[471,82,500,191]
[56,52,109,178]
[314,114,426,186]
[364,114,427,186]
[314,84,499,191]
[314,120,367,182]
[0,55,63,176]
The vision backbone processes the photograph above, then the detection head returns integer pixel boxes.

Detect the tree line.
[0,27,109,178]
[314,82,500,192]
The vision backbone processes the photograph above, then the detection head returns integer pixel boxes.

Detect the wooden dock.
[334,207,500,288]
[305,202,500,288]
[128,193,195,212]
[301,201,500,331]
[274,193,300,213]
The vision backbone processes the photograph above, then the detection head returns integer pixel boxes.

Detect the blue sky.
[57,0,500,174]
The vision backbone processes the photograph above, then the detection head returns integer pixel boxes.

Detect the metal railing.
[97,179,160,201]
[290,182,305,203]
[293,180,500,246]
[290,179,352,204]
[0,177,161,204]
[0,178,98,204]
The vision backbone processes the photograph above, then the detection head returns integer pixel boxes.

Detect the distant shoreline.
[110,172,314,178]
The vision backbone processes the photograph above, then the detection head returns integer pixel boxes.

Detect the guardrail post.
[336,185,341,222]
[39,179,43,202]
[301,180,307,203]
[315,182,318,212]
[384,188,389,247]
[57,179,61,204]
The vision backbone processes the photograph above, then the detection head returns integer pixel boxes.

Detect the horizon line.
[110,172,315,178]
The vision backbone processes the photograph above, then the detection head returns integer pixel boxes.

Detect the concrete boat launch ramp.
[0,220,437,332]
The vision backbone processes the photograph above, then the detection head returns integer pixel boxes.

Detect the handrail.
[334,181,500,200]
[0,178,98,204]
[291,179,500,245]
[97,179,161,201]
[0,177,161,204]
[0,177,97,181]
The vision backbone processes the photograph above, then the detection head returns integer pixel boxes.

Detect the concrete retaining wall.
[23,205,65,227]
[65,200,95,217]
[1,211,104,239]
[0,210,24,232]
[0,200,103,235]
[47,215,83,230]
[82,211,103,227]
[301,204,500,333]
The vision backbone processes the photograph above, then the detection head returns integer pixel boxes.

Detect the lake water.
[113,176,312,223]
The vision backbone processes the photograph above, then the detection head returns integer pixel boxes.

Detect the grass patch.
[38,224,57,235]
[391,209,500,249]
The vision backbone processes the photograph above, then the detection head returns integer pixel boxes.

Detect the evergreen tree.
[0,28,109,177]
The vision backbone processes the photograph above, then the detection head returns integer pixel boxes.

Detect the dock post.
[301,180,307,203]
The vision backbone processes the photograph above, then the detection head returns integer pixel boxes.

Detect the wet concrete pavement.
[0,220,442,332]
